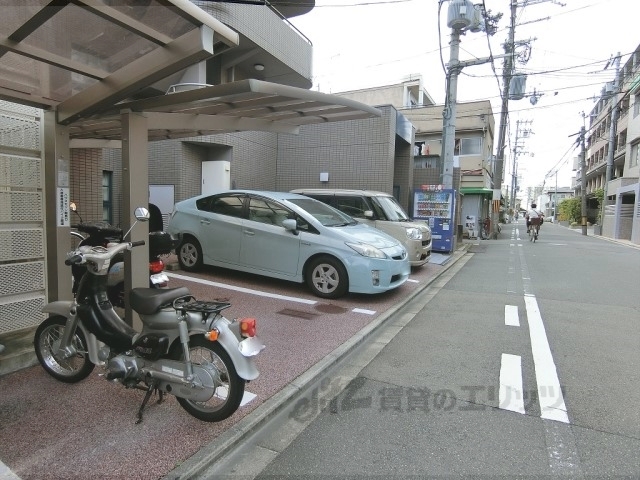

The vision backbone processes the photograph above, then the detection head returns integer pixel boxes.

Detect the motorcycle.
[34,207,265,423]
[69,202,175,308]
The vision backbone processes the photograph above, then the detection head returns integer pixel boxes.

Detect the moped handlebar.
[66,240,147,273]
[65,254,84,266]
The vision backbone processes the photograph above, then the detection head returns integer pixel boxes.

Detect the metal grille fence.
[0,101,45,335]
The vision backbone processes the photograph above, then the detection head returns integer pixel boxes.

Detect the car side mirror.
[282,218,298,235]
[364,210,374,219]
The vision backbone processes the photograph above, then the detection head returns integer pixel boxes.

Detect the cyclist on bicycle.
[526,203,543,234]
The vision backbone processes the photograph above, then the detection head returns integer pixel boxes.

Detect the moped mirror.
[135,207,150,222]
[122,207,150,239]
[69,202,83,223]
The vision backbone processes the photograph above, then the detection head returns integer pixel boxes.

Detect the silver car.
[167,190,410,299]
[291,189,432,267]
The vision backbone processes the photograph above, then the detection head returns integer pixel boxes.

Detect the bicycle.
[528,218,541,242]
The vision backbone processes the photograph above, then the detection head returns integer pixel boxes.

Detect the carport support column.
[122,111,149,330]
[43,111,72,301]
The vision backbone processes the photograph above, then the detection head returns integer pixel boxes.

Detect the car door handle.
[200,219,210,225]
[243,229,255,236]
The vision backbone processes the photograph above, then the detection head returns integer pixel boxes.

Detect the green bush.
[558,197,581,223]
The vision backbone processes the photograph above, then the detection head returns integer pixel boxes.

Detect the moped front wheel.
[34,315,95,383]
[175,336,245,422]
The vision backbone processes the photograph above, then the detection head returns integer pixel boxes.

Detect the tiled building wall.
[167,131,279,203]
[393,138,414,212]
[70,148,104,224]
[275,106,397,196]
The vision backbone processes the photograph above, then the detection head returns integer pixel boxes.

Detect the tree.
[558,197,581,223]
[594,188,604,224]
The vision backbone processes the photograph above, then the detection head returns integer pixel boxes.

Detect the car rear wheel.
[306,255,349,299]
[178,236,203,272]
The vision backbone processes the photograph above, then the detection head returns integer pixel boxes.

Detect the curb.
[164,244,471,479]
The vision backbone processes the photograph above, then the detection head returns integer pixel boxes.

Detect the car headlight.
[346,242,387,259]
[405,227,422,240]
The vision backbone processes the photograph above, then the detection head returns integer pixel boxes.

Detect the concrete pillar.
[121,111,149,330]
[43,111,72,302]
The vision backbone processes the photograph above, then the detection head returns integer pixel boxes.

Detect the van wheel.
[306,256,348,299]
[177,236,203,272]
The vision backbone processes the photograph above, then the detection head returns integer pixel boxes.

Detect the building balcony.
[195,0,313,89]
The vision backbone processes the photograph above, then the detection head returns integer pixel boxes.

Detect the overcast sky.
[290,0,639,192]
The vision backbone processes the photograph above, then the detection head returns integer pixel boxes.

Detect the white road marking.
[406,278,419,283]
[499,353,525,414]
[352,308,376,315]
[524,295,569,423]
[166,272,317,304]
[504,305,520,327]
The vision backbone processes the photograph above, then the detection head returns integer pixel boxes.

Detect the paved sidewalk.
[559,223,640,250]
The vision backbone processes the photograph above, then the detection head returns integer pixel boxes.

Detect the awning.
[460,187,494,196]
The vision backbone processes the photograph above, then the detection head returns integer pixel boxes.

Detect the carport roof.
[69,80,382,142]
[0,1,380,143]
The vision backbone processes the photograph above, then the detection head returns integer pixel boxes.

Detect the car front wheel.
[306,255,349,299]
[178,236,203,272]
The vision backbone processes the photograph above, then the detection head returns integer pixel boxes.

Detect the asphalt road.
[199,221,640,478]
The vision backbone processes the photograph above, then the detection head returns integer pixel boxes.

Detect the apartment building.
[582,44,640,243]
[334,77,496,237]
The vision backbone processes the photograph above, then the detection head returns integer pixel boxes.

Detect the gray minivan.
[291,189,432,267]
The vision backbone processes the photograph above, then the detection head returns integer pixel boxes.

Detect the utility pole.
[510,119,531,221]
[441,28,461,191]
[579,118,587,236]
[491,0,517,238]
[553,170,558,222]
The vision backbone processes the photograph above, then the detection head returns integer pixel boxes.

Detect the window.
[197,194,245,218]
[102,171,112,224]
[631,142,639,168]
[634,92,640,118]
[454,137,482,156]
[334,196,371,218]
[248,197,291,227]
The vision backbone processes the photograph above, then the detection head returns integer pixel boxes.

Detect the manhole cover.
[468,245,487,253]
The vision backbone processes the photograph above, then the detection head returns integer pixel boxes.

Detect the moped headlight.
[346,242,387,259]
[405,227,422,240]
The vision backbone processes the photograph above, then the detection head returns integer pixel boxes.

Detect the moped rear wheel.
[175,336,245,422]
[34,315,95,383]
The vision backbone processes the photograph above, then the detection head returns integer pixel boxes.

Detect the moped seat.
[130,286,191,315]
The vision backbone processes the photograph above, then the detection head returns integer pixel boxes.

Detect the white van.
[291,189,432,267]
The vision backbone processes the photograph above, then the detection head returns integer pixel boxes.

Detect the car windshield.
[371,196,411,221]
[289,198,358,227]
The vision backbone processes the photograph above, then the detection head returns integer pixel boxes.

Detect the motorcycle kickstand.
[136,381,163,424]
